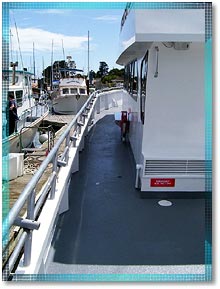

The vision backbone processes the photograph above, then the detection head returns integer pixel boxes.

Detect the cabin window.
[140,51,149,124]
[124,60,138,101]
[70,88,77,94]
[124,66,128,90]
[128,62,132,93]
[15,90,23,106]
[62,88,69,94]
[80,88,86,94]
[132,60,138,100]
[124,65,129,90]
[8,91,15,98]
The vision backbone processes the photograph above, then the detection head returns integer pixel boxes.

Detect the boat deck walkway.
[45,109,206,275]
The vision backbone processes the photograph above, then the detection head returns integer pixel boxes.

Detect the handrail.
[3,90,97,237]
[2,87,122,278]
[2,89,103,278]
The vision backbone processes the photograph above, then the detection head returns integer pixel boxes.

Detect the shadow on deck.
[45,114,206,273]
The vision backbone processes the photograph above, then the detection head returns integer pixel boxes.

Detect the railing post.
[23,112,26,127]
[50,154,58,199]
[65,132,70,147]
[96,95,100,114]
[23,188,36,266]
[105,93,109,110]
[65,133,70,163]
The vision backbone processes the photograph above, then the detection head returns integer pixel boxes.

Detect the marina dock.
[9,114,76,212]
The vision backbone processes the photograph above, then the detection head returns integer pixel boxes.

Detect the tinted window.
[70,88,77,94]
[16,90,23,106]
[140,51,149,124]
[80,88,86,94]
[62,88,69,94]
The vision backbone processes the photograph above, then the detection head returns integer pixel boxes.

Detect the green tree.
[97,61,109,77]
[42,60,67,85]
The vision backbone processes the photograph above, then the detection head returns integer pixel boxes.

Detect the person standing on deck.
[8,94,19,135]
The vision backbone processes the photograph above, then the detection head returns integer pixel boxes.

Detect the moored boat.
[51,56,89,115]
[2,65,49,154]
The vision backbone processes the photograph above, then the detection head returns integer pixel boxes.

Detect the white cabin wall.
[122,89,143,164]
[142,42,205,160]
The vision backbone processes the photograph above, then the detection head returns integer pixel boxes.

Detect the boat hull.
[52,94,88,115]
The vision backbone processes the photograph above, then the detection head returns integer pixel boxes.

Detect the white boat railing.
[17,104,48,130]
[2,88,123,279]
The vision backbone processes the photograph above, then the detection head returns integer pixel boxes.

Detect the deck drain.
[158,200,173,207]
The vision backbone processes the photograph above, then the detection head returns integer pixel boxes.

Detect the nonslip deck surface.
[46,114,206,274]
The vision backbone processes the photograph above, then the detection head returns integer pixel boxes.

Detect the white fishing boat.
[2,65,49,154]
[52,56,89,115]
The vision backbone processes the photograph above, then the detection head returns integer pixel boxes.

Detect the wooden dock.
[9,113,76,212]
[43,114,76,125]
[3,114,78,268]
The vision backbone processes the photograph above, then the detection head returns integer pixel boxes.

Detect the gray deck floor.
[45,112,206,274]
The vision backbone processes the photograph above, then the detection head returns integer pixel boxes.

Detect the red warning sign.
[150,178,175,187]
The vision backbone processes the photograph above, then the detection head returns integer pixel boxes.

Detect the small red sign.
[150,178,175,187]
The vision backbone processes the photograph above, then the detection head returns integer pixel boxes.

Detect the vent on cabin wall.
[144,160,212,175]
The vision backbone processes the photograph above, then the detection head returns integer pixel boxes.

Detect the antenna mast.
[13,15,24,70]
[33,42,36,82]
[10,29,13,62]
[62,39,65,60]
[51,39,54,90]
[88,30,90,77]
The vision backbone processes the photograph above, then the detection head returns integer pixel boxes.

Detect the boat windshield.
[70,88,78,94]
[80,88,86,94]
[62,88,69,94]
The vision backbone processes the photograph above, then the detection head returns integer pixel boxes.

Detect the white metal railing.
[17,95,49,132]
[2,88,123,279]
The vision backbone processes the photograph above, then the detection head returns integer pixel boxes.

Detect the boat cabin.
[116,7,210,194]
[59,77,87,97]
[3,69,33,106]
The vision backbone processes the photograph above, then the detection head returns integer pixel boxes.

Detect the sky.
[8,5,125,77]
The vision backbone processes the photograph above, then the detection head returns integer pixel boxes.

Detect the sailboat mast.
[42,56,44,77]
[10,29,13,62]
[42,56,44,90]
[13,15,24,70]
[62,39,65,61]
[51,39,54,90]
[88,30,90,77]
[33,42,36,83]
